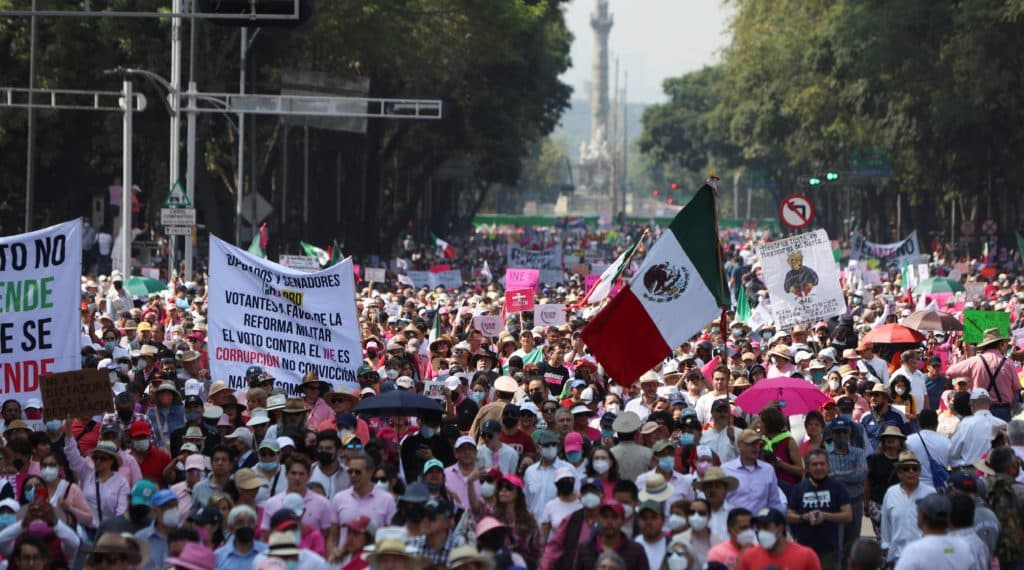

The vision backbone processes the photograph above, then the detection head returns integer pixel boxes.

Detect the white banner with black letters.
[758,229,846,328]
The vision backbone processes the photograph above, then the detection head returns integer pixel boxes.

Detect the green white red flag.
[581,183,728,385]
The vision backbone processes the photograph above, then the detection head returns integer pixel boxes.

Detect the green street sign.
[163,180,192,208]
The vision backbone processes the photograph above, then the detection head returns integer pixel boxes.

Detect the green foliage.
[639,0,1024,239]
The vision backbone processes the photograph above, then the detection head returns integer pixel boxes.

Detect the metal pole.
[185,81,196,279]
[121,80,133,277]
[621,71,627,218]
[303,125,310,234]
[168,0,181,279]
[24,0,37,232]
[335,151,342,224]
[235,26,246,246]
[281,125,288,227]
[733,171,740,219]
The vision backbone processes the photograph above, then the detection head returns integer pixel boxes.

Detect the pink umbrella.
[734,376,831,416]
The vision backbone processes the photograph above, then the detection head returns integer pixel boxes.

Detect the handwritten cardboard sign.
[40,369,114,421]
[962,309,1010,344]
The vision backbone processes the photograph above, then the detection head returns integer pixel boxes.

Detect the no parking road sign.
[779,194,814,230]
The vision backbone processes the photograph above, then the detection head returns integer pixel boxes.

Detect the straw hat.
[879,425,907,441]
[639,473,675,502]
[977,328,1010,349]
[299,371,329,391]
[282,398,306,414]
[208,382,234,399]
[448,545,494,570]
[767,345,792,361]
[365,530,421,569]
[694,467,739,492]
[266,531,301,557]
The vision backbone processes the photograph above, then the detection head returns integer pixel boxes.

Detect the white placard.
[757,229,846,328]
[208,235,362,395]
[364,267,386,283]
[0,220,82,407]
[533,304,566,327]
[278,255,320,272]
[160,207,196,226]
[473,315,504,337]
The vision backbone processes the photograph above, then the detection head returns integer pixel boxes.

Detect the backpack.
[987,475,1024,562]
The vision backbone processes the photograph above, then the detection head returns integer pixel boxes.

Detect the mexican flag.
[326,241,343,267]
[300,241,330,266]
[433,234,455,260]
[578,231,645,306]
[247,223,268,259]
[581,184,728,385]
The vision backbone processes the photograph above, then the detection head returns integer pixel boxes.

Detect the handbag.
[916,432,949,490]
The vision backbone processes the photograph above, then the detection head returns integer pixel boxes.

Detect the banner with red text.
[208,235,361,395]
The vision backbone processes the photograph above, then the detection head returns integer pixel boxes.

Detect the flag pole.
[706,168,730,338]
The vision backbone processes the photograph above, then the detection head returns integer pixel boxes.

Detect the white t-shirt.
[539,497,581,538]
[97,232,113,255]
[904,431,951,488]
[638,536,668,569]
[893,534,976,570]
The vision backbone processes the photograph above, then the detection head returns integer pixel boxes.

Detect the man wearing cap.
[577,499,651,568]
[625,371,663,423]
[635,499,671,568]
[825,416,868,555]
[703,398,742,462]
[104,390,152,444]
[736,508,819,570]
[407,497,460,566]
[637,440,693,512]
[722,429,786,514]
[786,448,852,569]
[893,494,975,570]
[525,430,573,514]
[881,451,936,565]
[444,435,482,509]
[467,375,518,441]
[135,488,180,569]
[498,403,538,461]
[610,411,654,482]
[949,388,1008,469]
[128,420,172,483]
[946,328,1020,421]
[862,383,910,449]
[169,395,219,457]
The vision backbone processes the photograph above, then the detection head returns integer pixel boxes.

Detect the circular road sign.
[981,218,998,235]
[779,194,815,230]
[961,219,975,236]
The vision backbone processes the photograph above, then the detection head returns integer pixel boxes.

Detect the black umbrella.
[353,390,444,418]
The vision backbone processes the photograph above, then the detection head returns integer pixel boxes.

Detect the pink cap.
[599,499,625,517]
[185,455,205,471]
[564,432,584,453]
[502,474,524,489]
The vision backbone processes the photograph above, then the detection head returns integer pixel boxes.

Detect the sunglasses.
[498,484,517,492]
[899,465,921,472]
[348,468,363,475]
[372,477,388,484]
[689,510,708,516]
[88,553,126,564]
[93,455,113,462]
[542,407,558,413]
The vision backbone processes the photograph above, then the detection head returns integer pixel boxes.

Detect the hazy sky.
[561,0,733,104]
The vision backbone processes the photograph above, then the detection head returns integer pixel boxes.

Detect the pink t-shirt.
[707,540,742,569]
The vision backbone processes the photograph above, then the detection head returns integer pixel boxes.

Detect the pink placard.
[505,268,540,291]
[353,263,361,282]
[504,288,535,314]
[430,264,451,274]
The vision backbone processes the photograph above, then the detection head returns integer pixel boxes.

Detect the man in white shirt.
[949,389,1007,468]
[881,451,937,564]
[904,410,951,489]
[695,367,736,425]
[523,431,571,515]
[635,500,670,569]
[946,493,991,570]
[893,494,976,570]
[889,350,929,413]
[701,399,741,463]
[624,371,661,423]
[857,341,891,386]
[636,441,694,514]
[476,420,519,474]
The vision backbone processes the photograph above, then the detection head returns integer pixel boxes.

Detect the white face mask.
[581,493,602,509]
[480,482,496,498]
[687,513,708,531]
[736,528,756,547]
[666,555,689,570]
[666,514,686,531]
[895,386,906,395]
[40,467,59,483]
[828,379,839,391]
[540,447,558,461]
[757,529,778,550]
[592,460,610,474]
[133,440,150,453]
[374,481,390,492]
[161,508,179,528]
[622,504,634,519]
[605,404,620,414]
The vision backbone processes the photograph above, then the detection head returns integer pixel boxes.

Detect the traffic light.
[808,177,822,185]
[826,172,840,181]
[670,182,679,190]
[198,0,313,26]
[667,198,675,205]
[652,190,660,197]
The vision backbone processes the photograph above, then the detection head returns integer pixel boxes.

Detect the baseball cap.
[970,388,991,401]
[128,421,152,438]
[679,415,701,431]
[455,435,477,449]
[423,458,445,474]
[599,499,625,518]
[829,417,852,432]
[481,419,502,435]
[754,508,786,527]
[131,480,158,506]
[554,467,575,482]
[638,499,662,515]
[564,432,583,453]
[949,472,978,493]
[916,493,951,522]
[151,489,177,508]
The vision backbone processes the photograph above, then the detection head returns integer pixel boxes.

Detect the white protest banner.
[473,315,504,337]
[404,271,432,289]
[506,244,562,270]
[430,270,463,290]
[0,220,81,407]
[849,231,922,264]
[278,255,320,272]
[534,304,566,327]
[423,380,446,405]
[757,229,846,329]
[208,235,361,395]
[964,282,986,303]
[364,267,386,283]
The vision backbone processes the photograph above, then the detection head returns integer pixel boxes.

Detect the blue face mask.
[824,441,835,453]
[0,513,15,529]
[45,420,62,433]
[104,341,118,350]
[23,488,35,503]
[566,451,582,463]
[420,426,436,439]
[679,432,695,446]
[471,392,485,404]
[658,456,675,473]
[601,430,614,439]
[258,461,278,472]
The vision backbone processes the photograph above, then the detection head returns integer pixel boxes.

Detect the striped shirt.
[827,446,868,499]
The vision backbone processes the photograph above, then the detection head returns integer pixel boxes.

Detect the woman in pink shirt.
[300,373,334,429]
[63,432,129,534]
